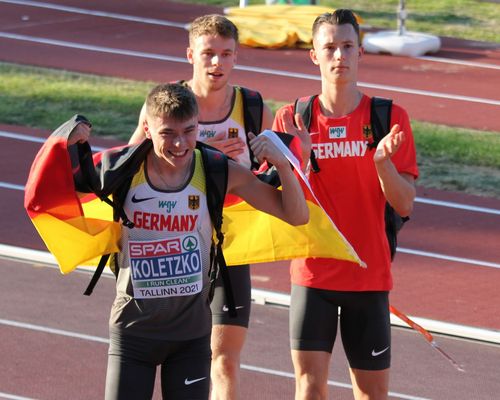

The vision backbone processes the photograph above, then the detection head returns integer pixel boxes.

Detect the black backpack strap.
[294,95,320,172]
[83,253,110,296]
[198,144,237,317]
[384,203,409,261]
[239,86,263,136]
[369,97,393,149]
[238,86,264,171]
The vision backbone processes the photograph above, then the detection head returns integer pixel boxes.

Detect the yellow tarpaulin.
[225,5,363,48]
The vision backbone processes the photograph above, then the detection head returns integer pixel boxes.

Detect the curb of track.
[2,243,499,345]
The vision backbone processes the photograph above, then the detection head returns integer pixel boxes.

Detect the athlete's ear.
[359,45,364,58]
[186,47,194,65]
[310,48,319,66]
[143,120,151,139]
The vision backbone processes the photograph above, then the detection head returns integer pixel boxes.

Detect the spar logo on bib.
[329,126,347,139]
[182,235,198,251]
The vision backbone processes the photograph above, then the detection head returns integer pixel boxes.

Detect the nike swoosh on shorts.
[184,377,207,385]
[222,305,245,312]
[371,346,390,357]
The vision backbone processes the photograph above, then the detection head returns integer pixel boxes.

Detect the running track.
[0,1,499,399]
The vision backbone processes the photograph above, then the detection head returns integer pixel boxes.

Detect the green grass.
[0,63,152,139]
[1,62,499,198]
[412,123,500,198]
[180,0,500,43]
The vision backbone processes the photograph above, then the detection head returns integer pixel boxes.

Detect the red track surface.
[0,1,499,399]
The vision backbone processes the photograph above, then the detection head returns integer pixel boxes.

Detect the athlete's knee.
[350,368,389,400]
[353,383,389,400]
[211,352,240,380]
[292,349,330,399]
[294,373,328,400]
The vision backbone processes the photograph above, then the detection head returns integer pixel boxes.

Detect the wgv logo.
[158,200,177,213]
[329,126,347,139]
[199,128,216,138]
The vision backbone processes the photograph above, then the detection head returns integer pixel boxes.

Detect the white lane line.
[0,392,37,400]
[0,31,499,107]
[0,130,106,151]
[0,32,186,63]
[0,182,24,191]
[398,248,500,269]
[2,0,500,72]
[0,0,188,29]
[0,318,109,343]
[417,55,500,71]
[3,129,499,216]
[0,317,429,399]
[415,197,500,216]
[0,130,46,143]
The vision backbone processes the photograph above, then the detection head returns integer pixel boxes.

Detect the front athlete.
[61,83,307,399]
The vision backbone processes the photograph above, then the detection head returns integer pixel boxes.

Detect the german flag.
[24,127,363,274]
[24,132,120,274]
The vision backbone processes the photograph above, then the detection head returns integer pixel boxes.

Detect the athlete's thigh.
[211,264,251,328]
[160,334,211,400]
[290,284,339,352]
[340,291,391,370]
[105,332,157,400]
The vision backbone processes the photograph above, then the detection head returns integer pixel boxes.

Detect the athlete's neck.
[188,81,234,121]
[148,153,194,191]
[319,86,363,118]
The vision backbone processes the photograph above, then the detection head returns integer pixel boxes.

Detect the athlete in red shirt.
[273,9,418,400]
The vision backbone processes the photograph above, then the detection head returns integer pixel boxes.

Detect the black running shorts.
[105,332,211,400]
[210,264,251,328]
[290,285,391,370]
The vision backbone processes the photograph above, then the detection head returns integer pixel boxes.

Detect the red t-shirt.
[273,95,418,291]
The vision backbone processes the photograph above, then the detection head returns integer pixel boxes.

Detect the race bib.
[128,233,203,299]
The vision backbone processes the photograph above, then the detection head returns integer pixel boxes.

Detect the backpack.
[294,95,408,260]
[81,141,238,316]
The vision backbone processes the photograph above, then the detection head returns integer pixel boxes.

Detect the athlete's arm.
[227,133,309,226]
[261,102,275,132]
[374,124,416,217]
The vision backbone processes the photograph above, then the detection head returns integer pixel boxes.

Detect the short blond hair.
[146,83,198,121]
[188,14,239,46]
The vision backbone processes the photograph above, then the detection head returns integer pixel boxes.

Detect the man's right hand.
[205,131,245,159]
[278,108,311,170]
[68,122,91,146]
